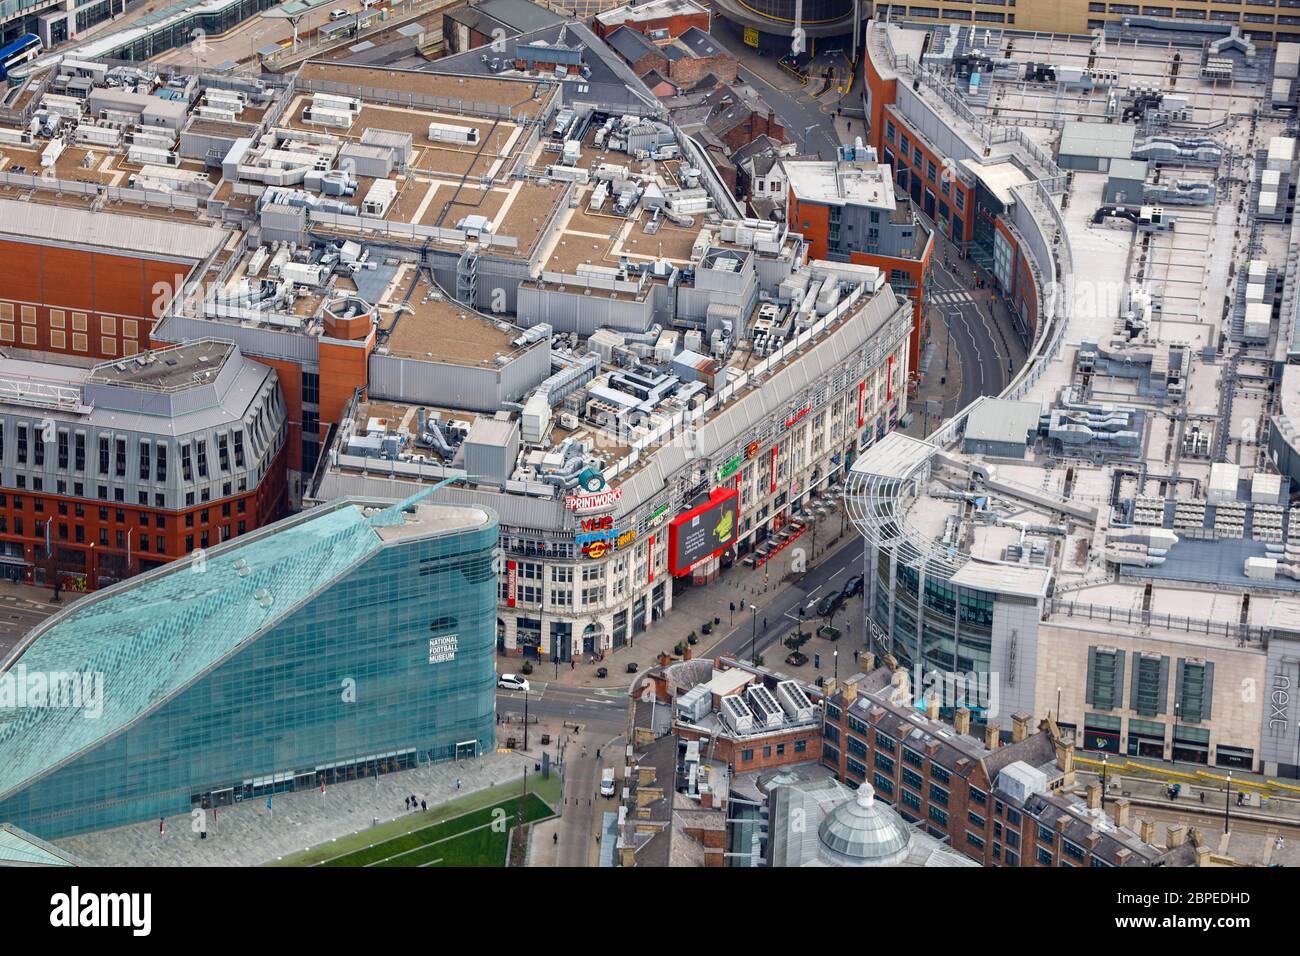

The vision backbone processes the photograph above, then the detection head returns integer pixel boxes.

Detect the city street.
[924,229,1032,415]
[708,19,857,161]
[499,684,624,867]
[496,681,628,726]
[709,534,866,664]
[0,581,70,659]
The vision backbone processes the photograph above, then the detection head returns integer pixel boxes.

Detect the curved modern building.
[847,19,1300,778]
[711,0,858,55]
[844,430,1051,725]
[0,492,498,839]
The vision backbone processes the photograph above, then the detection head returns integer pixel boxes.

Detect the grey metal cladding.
[0,359,285,512]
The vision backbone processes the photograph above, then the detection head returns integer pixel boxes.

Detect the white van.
[599,768,616,798]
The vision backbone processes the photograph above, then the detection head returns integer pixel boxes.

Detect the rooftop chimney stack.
[1011,712,1030,743]
[925,691,940,721]
[984,723,1000,750]
[1112,797,1131,829]
[1085,782,1101,810]
[954,706,971,736]
[1167,824,1187,848]
[1139,819,1156,844]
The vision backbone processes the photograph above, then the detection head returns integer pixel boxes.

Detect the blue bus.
[0,34,42,81]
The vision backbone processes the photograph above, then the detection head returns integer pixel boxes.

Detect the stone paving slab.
[57,750,534,867]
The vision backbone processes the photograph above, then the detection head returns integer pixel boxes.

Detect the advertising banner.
[667,487,739,576]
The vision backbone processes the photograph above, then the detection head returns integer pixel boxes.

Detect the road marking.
[829,568,845,581]
[806,584,824,597]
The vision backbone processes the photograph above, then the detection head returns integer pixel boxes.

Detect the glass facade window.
[0,501,499,839]
[1086,647,1124,710]
[1176,659,1214,723]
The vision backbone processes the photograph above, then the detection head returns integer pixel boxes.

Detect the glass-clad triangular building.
[0,495,498,839]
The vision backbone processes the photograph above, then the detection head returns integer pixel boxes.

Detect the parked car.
[600,768,616,797]
[497,673,529,692]
[626,662,639,673]
[596,666,608,679]
[841,574,865,598]
[785,651,809,667]
[816,591,845,617]
[329,8,349,20]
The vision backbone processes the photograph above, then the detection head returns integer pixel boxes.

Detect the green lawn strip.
[271,773,560,867]
[367,795,552,868]
[323,793,552,867]
[368,818,508,867]
[321,805,503,867]
[425,827,503,867]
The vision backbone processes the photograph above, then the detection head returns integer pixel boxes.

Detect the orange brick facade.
[0,240,195,360]
[591,8,710,40]
[1,444,287,591]
[788,196,931,376]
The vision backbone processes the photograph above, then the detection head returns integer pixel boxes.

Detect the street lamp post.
[833,648,838,684]
[523,686,530,752]
[1056,686,1062,723]
[750,603,758,665]
[1224,772,1232,834]
[1100,754,1108,811]
[802,124,817,157]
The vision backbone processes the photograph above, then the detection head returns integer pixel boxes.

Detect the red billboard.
[667,487,739,576]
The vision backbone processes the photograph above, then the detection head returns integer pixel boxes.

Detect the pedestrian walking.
[553,833,558,845]
[405,796,410,811]
[853,649,859,662]
[571,660,575,671]
[455,777,461,790]
[421,799,427,812]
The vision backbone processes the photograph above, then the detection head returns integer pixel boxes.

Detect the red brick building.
[592,0,710,41]
[0,341,288,590]
[786,158,933,376]
[820,666,1211,867]
[0,201,223,361]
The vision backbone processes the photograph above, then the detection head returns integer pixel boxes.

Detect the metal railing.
[1046,597,1263,644]
[261,0,455,69]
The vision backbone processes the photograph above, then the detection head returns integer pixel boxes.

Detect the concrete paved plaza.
[57,750,533,866]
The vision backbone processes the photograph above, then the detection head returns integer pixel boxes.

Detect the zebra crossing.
[931,290,976,306]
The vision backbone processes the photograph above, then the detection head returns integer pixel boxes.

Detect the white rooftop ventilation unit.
[776,680,815,722]
[718,694,754,734]
[746,684,784,729]
[675,684,711,723]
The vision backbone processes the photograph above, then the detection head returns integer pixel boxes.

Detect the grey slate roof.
[606,24,661,64]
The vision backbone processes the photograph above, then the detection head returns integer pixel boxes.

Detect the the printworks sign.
[564,487,623,514]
